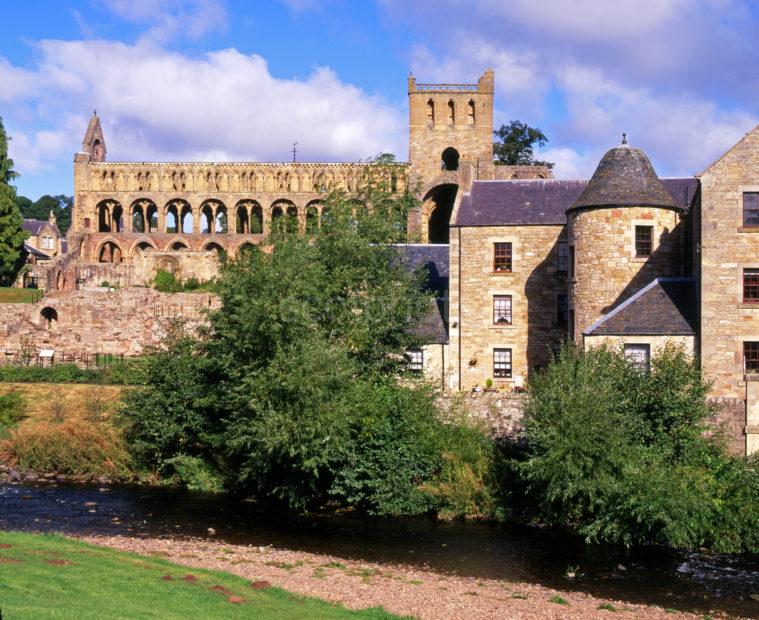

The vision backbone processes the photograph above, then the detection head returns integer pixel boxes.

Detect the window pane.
[744,269,759,303]
[493,295,512,324]
[557,241,568,273]
[493,347,512,378]
[624,343,650,372]
[556,294,568,326]
[406,349,423,372]
[568,246,575,279]
[745,342,759,372]
[743,193,759,226]
[635,226,653,257]
[493,243,512,272]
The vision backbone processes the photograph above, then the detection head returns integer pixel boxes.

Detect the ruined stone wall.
[568,206,682,340]
[0,289,219,358]
[448,224,567,390]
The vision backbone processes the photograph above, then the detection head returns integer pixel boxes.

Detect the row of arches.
[95,165,406,194]
[426,99,476,126]
[96,198,333,235]
[95,237,264,263]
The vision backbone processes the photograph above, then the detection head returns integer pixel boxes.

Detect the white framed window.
[624,343,651,373]
[42,236,54,250]
[406,349,423,373]
[493,348,512,378]
[493,295,512,325]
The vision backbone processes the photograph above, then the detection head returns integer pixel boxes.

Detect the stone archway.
[423,184,458,244]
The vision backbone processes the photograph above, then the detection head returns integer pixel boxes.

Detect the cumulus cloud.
[384,0,759,177]
[0,39,405,175]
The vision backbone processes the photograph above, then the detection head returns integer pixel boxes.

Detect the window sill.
[739,303,759,309]
[491,271,515,276]
[490,323,515,329]
[738,227,759,233]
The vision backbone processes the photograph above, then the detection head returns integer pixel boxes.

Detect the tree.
[493,120,554,168]
[0,118,26,284]
[516,343,759,553]
[122,168,495,517]
[16,194,73,234]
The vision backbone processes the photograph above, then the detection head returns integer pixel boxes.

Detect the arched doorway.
[424,184,458,244]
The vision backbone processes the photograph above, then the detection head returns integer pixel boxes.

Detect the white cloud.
[8,129,68,175]
[102,0,228,42]
[1,39,406,175]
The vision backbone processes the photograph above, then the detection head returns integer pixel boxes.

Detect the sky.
[1,0,758,200]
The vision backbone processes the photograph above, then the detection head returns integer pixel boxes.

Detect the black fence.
[0,349,126,369]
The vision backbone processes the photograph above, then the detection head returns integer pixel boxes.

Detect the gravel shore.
[78,534,743,620]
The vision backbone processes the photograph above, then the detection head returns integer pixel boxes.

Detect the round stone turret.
[567,140,683,342]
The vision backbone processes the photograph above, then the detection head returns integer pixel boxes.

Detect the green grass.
[0,531,400,619]
[0,287,43,303]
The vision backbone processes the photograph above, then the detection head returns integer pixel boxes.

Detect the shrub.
[153,269,181,293]
[1,419,132,478]
[164,454,224,493]
[517,342,759,553]
[0,389,25,427]
[0,361,144,385]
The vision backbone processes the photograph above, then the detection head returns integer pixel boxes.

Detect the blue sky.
[2,0,758,199]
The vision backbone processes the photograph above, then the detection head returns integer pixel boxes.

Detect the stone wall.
[448,224,567,390]
[0,288,219,358]
[568,205,683,340]
[583,334,695,355]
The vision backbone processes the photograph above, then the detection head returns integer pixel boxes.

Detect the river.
[1,482,757,617]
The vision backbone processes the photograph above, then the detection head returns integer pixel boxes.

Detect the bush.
[0,361,144,385]
[0,389,26,427]
[153,269,181,293]
[517,342,759,553]
[1,419,132,478]
[164,454,224,493]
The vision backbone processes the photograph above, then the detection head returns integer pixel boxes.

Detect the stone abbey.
[5,68,759,455]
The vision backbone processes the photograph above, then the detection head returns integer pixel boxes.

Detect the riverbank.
[0,531,394,619]
[79,534,739,620]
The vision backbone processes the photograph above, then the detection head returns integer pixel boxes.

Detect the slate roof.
[22,218,62,238]
[584,278,697,336]
[455,177,698,227]
[393,243,449,295]
[570,145,677,211]
[392,244,449,344]
[23,241,51,259]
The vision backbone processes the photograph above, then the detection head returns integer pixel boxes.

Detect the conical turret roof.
[569,140,677,212]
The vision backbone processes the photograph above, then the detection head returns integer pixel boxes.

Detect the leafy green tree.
[493,120,554,168]
[122,170,494,516]
[16,194,73,234]
[0,118,26,283]
[517,343,759,553]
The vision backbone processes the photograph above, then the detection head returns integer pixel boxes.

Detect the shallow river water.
[1,482,758,617]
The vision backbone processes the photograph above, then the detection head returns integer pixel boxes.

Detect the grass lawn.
[0,531,400,619]
[0,287,43,303]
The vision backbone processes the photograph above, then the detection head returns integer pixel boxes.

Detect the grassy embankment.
[0,287,42,303]
[0,383,132,479]
[0,531,397,619]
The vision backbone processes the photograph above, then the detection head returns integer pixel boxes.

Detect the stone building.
[7,68,759,455]
[16,212,66,288]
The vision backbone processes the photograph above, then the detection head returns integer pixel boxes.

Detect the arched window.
[40,307,58,330]
[467,99,475,125]
[236,204,249,234]
[200,204,214,234]
[131,205,145,233]
[98,241,123,263]
[168,241,188,251]
[147,203,158,232]
[215,205,228,234]
[441,147,460,171]
[165,207,178,234]
[447,100,455,125]
[427,99,435,125]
